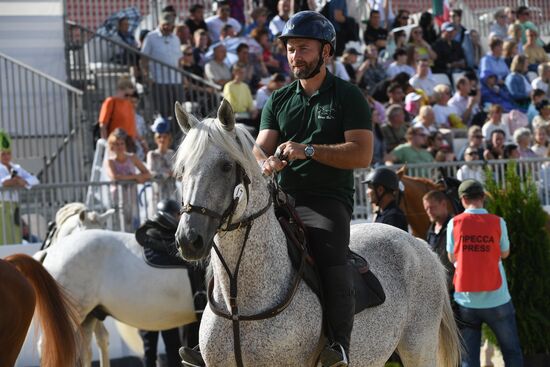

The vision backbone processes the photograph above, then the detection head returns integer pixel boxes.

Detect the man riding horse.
[255,10,373,367]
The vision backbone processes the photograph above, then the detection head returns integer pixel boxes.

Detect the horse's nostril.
[193,235,204,251]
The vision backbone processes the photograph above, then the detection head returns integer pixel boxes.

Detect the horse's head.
[174,100,263,260]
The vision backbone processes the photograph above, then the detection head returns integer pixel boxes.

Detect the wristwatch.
[304,144,315,159]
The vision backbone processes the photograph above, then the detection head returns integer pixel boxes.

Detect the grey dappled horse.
[173,99,461,367]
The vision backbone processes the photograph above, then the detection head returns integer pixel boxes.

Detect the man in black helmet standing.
[253,11,373,367]
[363,167,409,232]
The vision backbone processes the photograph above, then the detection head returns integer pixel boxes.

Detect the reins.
[180,162,306,367]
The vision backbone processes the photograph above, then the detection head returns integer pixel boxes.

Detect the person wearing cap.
[404,91,422,116]
[363,167,408,232]
[340,47,361,84]
[140,10,185,118]
[253,10,372,366]
[0,130,39,245]
[205,1,242,43]
[409,59,438,99]
[146,117,177,212]
[431,21,466,74]
[447,179,523,367]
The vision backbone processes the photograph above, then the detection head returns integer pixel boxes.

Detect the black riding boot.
[319,264,355,367]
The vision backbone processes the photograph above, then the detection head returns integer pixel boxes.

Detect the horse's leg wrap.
[320,264,356,365]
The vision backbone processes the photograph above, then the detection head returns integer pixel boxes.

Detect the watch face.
[305,145,314,158]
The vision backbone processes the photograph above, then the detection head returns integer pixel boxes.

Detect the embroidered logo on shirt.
[317,105,335,120]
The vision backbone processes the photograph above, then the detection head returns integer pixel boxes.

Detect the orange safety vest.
[452,212,502,292]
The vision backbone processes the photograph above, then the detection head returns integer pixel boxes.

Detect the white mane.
[55,202,87,227]
[174,118,260,180]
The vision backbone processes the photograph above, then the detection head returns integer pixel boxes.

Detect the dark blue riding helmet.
[279,11,336,56]
[362,168,399,192]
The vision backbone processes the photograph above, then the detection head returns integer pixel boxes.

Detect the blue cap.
[151,117,170,134]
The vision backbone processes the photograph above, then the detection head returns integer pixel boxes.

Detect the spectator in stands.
[244,7,270,37]
[422,190,455,290]
[404,92,422,117]
[507,23,524,56]
[409,59,437,100]
[180,44,204,77]
[233,43,268,93]
[219,24,237,41]
[531,62,550,95]
[98,77,145,153]
[140,12,184,119]
[386,126,434,165]
[482,104,511,143]
[457,126,485,161]
[223,64,258,134]
[480,38,510,84]
[481,72,518,113]
[515,5,543,47]
[251,28,280,74]
[381,29,406,66]
[413,105,437,134]
[370,107,388,167]
[255,72,286,110]
[269,0,290,37]
[514,127,537,158]
[502,39,519,68]
[432,22,466,75]
[205,43,232,87]
[385,82,405,108]
[490,9,510,40]
[532,99,550,133]
[505,55,532,110]
[503,143,520,159]
[228,0,246,25]
[391,9,410,29]
[524,29,549,71]
[469,30,483,68]
[192,29,209,67]
[505,7,516,24]
[381,104,408,153]
[449,9,476,70]
[408,26,437,65]
[366,0,395,29]
[271,38,290,76]
[205,1,242,43]
[432,84,458,128]
[363,10,389,49]
[532,125,549,157]
[325,0,360,56]
[527,89,546,125]
[483,129,506,160]
[326,55,350,81]
[419,11,438,45]
[111,16,138,65]
[106,128,151,232]
[426,131,449,159]
[185,4,207,36]
[175,24,192,46]
[147,118,177,209]
[340,47,362,84]
[456,146,485,183]
[0,130,39,245]
[359,44,387,93]
[449,76,481,127]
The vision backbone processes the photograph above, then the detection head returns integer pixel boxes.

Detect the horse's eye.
[221,162,232,172]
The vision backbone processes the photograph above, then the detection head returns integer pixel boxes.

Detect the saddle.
[272,187,386,315]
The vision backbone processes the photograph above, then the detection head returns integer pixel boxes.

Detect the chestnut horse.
[0,253,81,367]
[396,166,461,239]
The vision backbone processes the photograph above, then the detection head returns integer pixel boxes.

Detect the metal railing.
[0,51,87,184]
[65,21,222,148]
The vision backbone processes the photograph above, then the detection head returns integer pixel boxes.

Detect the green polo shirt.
[260,71,371,211]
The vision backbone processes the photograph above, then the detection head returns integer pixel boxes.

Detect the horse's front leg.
[81,315,97,367]
[94,321,110,367]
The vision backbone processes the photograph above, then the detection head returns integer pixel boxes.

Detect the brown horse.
[396,166,460,239]
[0,253,82,367]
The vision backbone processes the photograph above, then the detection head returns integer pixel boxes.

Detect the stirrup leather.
[179,346,205,367]
[320,342,349,367]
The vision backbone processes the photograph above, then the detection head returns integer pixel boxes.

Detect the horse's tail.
[6,253,82,367]
[438,292,461,367]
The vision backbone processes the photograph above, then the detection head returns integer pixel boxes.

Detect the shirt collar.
[295,70,335,95]
[464,208,488,214]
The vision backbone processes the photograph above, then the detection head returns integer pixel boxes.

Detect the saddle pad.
[142,247,189,269]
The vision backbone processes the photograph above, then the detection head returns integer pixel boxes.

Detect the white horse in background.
[36,204,198,367]
[173,100,461,366]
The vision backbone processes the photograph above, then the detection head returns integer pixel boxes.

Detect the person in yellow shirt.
[223,64,259,135]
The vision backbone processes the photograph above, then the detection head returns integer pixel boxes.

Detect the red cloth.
[452,212,502,292]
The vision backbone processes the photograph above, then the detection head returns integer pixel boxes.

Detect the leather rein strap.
[180,163,305,367]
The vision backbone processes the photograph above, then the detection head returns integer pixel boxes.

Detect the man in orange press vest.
[446,179,523,367]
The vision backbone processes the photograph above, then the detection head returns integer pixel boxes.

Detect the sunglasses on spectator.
[466,152,479,156]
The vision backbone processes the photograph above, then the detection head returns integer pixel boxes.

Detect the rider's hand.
[262,155,287,176]
[277,141,307,161]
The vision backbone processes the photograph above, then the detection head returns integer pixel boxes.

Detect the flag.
[433,0,451,26]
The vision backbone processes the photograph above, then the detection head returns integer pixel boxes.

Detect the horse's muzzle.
[175,228,208,261]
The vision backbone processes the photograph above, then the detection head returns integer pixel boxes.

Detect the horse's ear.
[175,101,195,133]
[217,99,235,131]
[396,165,407,178]
[78,209,87,222]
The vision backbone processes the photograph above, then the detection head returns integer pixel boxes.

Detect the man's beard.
[292,55,320,79]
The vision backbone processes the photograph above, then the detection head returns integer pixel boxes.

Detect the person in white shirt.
[448,76,481,126]
[268,0,290,37]
[205,1,242,43]
[387,48,415,79]
[456,146,485,183]
[255,73,287,110]
[0,131,39,245]
[531,125,549,157]
[326,55,350,81]
[531,62,550,96]
[409,59,438,99]
[482,104,512,142]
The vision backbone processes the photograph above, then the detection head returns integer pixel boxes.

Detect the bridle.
[179,161,304,367]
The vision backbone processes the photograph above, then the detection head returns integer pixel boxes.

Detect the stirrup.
[320,342,349,367]
[179,346,205,367]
